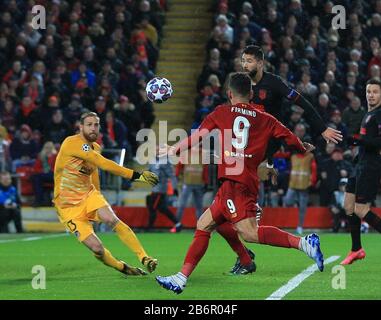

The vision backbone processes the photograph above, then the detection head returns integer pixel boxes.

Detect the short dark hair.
[366,78,381,88]
[80,111,99,124]
[242,45,264,61]
[228,72,252,97]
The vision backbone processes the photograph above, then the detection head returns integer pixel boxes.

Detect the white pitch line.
[266,255,341,300]
[0,233,67,244]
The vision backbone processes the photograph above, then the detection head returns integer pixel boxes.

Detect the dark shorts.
[346,164,381,203]
[210,180,258,224]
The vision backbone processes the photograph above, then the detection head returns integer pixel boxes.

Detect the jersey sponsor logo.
[82,144,90,152]
[224,150,253,158]
[258,89,267,100]
[287,89,298,100]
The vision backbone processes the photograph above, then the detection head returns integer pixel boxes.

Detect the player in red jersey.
[155,73,324,294]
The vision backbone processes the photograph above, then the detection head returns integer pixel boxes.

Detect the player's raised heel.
[340,248,366,265]
[300,233,324,272]
[142,256,158,273]
[121,261,147,276]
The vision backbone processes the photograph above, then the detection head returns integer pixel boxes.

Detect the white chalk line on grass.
[0,233,68,244]
[266,255,341,300]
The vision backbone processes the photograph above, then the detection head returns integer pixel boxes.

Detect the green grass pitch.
[0,232,380,300]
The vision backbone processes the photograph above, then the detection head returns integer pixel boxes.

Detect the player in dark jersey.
[341,78,381,265]
[155,73,324,294]
[215,45,342,275]
[241,45,342,146]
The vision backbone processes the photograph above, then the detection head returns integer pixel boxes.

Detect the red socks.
[181,229,211,277]
[216,222,252,265]
[258,226,300,249]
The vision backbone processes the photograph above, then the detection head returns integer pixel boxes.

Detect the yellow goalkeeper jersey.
[53,134,133,208]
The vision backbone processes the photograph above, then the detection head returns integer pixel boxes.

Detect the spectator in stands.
[342,96,366,135]
[23,75,44,105]
[215,14,234,45]
[369,64,381,80]
[71,62,96,89]
[39,95,61,127]
[0,126,10,172]
[287,105,308,132]
[337,86,356,111]
[195,83,221,112]
[296,72,318,100]
[103,110,130,151]
[234,13,262,42]
[31,141,57,207]
[65,93,86,127]
[113,95,141,155]
[1,98,18,135]
[10,124,38,172]
[327,109,348,149]
[316,93,335,123]
[0,171,23,233]
[43,109,72,145]
[136,78,155,129]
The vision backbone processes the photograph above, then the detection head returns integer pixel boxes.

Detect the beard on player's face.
[83,130,98,142]
[248,68,258,78]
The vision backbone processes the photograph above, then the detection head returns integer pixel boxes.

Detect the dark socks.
[348,214,362,251]
[364,211,381,233]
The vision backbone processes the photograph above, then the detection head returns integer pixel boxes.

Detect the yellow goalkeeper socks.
[113,221,147,262]
[94,248,124,271]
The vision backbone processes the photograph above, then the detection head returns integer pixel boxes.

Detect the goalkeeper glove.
[132,171,159,187]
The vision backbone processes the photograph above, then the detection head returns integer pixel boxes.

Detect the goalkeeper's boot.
[232,262,256,275]
[155,272,187,294]
[340,248,366,265]
[229,247,256,274]
[142,256,158,273]
[299,233,324,272]
[120,261,147,276]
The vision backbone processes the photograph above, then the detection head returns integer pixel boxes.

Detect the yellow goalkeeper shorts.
[56,190,109,242]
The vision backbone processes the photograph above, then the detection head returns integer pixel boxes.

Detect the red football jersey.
[174,103,305,194]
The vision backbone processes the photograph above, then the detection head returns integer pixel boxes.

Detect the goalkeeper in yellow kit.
[53,111,159,276]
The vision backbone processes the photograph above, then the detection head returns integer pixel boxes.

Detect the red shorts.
[210,180,258,224]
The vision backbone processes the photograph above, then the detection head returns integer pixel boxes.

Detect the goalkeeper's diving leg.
[97,205,158,273]
[83,232,147,275]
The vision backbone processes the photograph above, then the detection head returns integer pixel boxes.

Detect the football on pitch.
[145,76,173,103]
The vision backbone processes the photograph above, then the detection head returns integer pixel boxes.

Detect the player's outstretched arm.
[69,146,157,185]
[278,76,342,144]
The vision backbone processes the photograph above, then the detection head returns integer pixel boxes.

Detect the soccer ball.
[145,77,173,103]
[360,221,369,233]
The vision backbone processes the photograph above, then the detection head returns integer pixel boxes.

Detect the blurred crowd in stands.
[195,0,381,220]
[0,0,166,207]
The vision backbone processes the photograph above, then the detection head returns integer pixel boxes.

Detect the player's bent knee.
[354,203,369,218]
[344,205,354,216]
[90,243,104,256]
[235,228,256,242]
